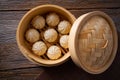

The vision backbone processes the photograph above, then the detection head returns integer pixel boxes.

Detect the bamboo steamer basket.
[16,4,118,74]
[16,4,76,67]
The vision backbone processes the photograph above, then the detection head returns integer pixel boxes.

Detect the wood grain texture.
[0,67,44,80]
[0,0,120,10]
[0,43,40,70]
[0,9,120,80]
[36,59,120,80]
[0,1,120,80]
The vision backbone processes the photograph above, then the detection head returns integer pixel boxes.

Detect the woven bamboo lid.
[69,11,118,74]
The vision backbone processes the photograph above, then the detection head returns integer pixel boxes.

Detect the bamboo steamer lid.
[69,11,118,74]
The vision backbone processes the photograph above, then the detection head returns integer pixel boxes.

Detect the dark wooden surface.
[0,0,120,80]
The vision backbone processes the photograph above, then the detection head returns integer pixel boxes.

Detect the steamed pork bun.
[32,41,47,56]
[32,15,45,29]
[60,35,69,48]
[44,28,58,42]
[47,45,61,60]
[58,20,71,34]
[46,13,60,27]
[25,28,40,43]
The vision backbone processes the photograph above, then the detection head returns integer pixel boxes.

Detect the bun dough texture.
[60,35,69,48]
[32,15,45,29]
[58,20,71,34]
[25,28,40,43]
[44,28,58,42]
[47,45,61,60]
[46,13,60,27]
[32,41,47,56]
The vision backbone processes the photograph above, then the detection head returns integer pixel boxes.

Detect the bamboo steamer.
[69,11,118,74]
[16,4,118,74]
[16,4,76,66]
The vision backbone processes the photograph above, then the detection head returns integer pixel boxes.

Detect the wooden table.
[0,0,120,80]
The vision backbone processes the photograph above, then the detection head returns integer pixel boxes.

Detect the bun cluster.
[25,12,71,60]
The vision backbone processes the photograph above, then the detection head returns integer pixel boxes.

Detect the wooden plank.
[0,9,120,80]
[0,43,40,70]
[0,67,44,80]
[0,11,27,43]
[0,9,120,71]
[0,52,120,80]
[0,0,120,10]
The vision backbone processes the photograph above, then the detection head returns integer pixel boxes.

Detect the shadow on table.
[36,31,120,80]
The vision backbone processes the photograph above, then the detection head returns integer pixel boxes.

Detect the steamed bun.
[32,15,45,29]
[25,28,40,43]
[58,20,71,34]
[44,28,58,42]
[60,35,69,48]
[47,45,61,60]
[46,13,60,27]
[32,41,47,56]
